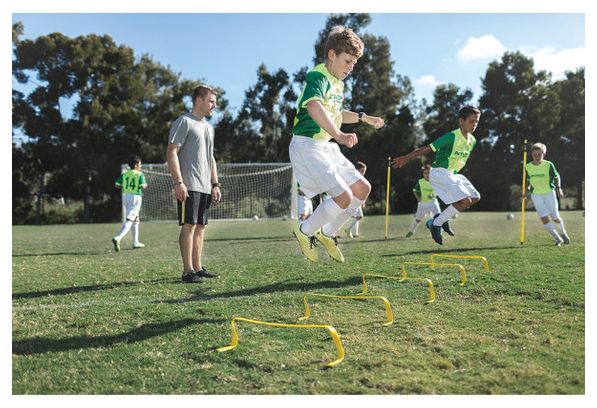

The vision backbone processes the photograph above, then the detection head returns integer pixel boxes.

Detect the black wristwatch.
[358,112,365,122]
[212,182,220,188]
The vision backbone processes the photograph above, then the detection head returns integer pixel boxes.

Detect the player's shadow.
[12,250,107,257]
[381,245,520,257]
[159,276,363,303]
[12,278,178,300]
[205,236,293,243]
[12,317,225,356]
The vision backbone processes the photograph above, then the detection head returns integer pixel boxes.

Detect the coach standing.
[167,85,221,283]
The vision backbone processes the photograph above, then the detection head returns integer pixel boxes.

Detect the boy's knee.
[333,191,353,209]
[352,179,371,200]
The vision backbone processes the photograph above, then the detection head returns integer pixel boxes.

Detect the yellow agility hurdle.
[359,273,436,304]
[429,254,489,272]
[298,293,394,326]
[216,316,345,368]
[401,261,467,286]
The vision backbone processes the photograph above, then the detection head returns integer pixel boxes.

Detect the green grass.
[12,212,584,394]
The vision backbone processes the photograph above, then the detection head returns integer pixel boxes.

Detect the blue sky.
[12,12,585,114]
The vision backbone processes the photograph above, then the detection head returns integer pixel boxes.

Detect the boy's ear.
[327,49,337,61]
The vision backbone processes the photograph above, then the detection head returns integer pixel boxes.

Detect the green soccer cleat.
[133,243,145,249]
[314,230,345,263]
[292,223,319,262]
[405,231,414,238]
[112,237,120,252]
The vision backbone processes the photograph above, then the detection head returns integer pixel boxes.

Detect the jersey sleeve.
[413,180,421,194]
[430,132,455,152]
[549,162,560,180]
[300,71,328,109]
[168,116,188,146]
[115,174,123,186]
[139,173,147,186]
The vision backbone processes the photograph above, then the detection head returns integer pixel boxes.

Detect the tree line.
[12,14,584,224]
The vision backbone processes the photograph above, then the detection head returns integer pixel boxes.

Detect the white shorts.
[530,191,560,219]
[429,167,480,205]
[415,200,441,220]
[123,194,142,221]
[289,136,365,199]
[297,194,313,218]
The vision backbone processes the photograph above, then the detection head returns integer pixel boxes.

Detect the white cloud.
[414,75,443,87]
[524,46,585,79]
[457,34,506,61]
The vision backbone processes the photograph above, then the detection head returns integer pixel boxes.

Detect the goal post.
[122,162,296,222]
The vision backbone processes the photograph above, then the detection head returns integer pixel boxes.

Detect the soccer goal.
[121,163,296,222]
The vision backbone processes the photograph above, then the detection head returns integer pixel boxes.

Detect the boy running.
[289,26,385,262]
[524,142,570,245]
[112,155,148,251]
[391,106,481,245]
[405,164,441,238]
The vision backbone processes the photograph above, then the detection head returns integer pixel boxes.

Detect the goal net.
[121,163,296,221]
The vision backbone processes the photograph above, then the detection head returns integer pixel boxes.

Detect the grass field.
[12,212,585,394]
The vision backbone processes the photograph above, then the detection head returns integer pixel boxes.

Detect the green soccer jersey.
[116,169,146,195]
[413,178,436,203]
[292,63,344,142]
[430,128,476,173]
[525,160,559,194]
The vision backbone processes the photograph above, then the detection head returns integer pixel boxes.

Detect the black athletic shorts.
[177,191,212,226]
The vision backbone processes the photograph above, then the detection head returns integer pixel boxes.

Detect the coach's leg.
[179,224,196,274]
[192,224,206,272]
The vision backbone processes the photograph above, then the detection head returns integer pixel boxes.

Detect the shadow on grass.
[205,236,293,243]
[13,250,108,257]
[156,276,363,304]
[381,245,521,257]
[12,318,225,355]
[12,278,178,300]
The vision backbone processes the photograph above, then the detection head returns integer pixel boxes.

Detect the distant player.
[391,106,481,245]
[112,154,147,251]
[297,184,313,221]
[344,161,367,238]
[524,142,570,246]
[405,164,441,238]
[289,26,385,262]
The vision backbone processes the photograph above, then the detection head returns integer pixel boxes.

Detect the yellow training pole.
[385,157,391,239]
[520,139,528,245]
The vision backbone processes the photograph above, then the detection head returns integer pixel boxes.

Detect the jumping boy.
[391,106,481,245]
[289,26,385,262]
[112,154,148,251]
[524,142,570,245]
[405,164,441,238]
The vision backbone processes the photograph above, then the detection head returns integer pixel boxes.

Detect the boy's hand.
[556,187,564,198]
[364,115,385,129]
[335,132,358,148]
[391,156,408,169]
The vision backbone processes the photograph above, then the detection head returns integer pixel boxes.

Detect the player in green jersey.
[524,142,570,245]
[406,164,441,238]
[112,155,148,251]
[289,26,385,262]
[391,106,481,244]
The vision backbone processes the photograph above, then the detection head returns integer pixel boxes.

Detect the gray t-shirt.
[168,113,215,194]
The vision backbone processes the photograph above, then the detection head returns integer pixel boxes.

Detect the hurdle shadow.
[12,250,107,258]
[12,277,178,300]
[12,317,225,356]
[381,245,520,258]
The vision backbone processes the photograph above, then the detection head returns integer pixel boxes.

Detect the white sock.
[322,197,363,237]
[410,219,421,232]
[300,197,345,236]
[554,220,567,236]
[351,220,360,235]
[433,205,459,226]
[345,218,358,232]
[132,222,140,245]
[544,222,562,241]
[115,220,133,240]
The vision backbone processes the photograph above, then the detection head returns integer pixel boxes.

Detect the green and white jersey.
[116,169,146,195]
[292,63,343,142]
[413,178,436,203]
[430,128,476,173]
[525,160,559,194]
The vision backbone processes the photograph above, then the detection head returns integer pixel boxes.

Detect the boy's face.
[195,93,217,117]
[459,113,480,134]
[532,149,545,161]
[327,50,358,80]
[358,167,366,176]
[423,169,430,180]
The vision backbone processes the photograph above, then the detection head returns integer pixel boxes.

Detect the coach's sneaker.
[314,230,345,263]
[181,272,203,283]
[405,231,414,238]
[292,223,319,262]
[426,219,443,245]
[195,267,219,279]
[561,234,571,244]
[132,242,145,249]
[111,237,121,252]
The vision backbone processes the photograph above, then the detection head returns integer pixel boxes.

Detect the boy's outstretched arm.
[306,100,357,148]
[342,111,385,129]
[391,145,432,169]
